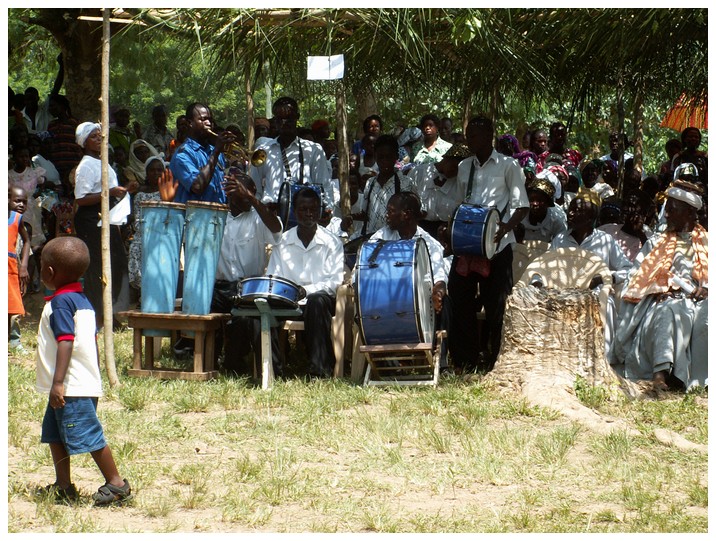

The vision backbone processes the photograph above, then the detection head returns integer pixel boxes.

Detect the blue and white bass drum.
[355,238,435,346]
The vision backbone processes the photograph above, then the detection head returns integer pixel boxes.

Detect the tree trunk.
[29,8,105,122]
[352,83,378,140]
[335,79,350,218]
[632,80,645,175]
[488,286,638,434]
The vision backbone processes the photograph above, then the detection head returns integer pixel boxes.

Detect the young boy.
[36,236,132,506]
[8,186,32,353]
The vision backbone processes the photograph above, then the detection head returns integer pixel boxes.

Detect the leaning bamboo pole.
[335,78,350,219]
[100,8,120,387]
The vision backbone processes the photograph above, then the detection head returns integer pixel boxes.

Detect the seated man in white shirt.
[210,173,283,374]
[520,176,567,243]
[266,187,344,378]
[368,191,451,369]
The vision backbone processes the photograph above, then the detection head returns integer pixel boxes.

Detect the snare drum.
[449,204,499,259]
[355,238,435,346]
[139,201,186,320]
[238,275,306,308]
[278,181,324,229]
[182,201,229,315]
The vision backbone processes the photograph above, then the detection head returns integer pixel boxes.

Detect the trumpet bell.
[251,149,267,167]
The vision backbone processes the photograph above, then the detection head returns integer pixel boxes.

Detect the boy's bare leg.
[49,442,72,488]
[90,445,124,487]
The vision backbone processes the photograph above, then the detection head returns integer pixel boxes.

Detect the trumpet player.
[169,102,235,204]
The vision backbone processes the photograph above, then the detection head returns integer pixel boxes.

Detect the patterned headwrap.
[578,157,604,174]
[497,134,520,154]
[575,187,602,210]
[76,122,101,148]
[514,150,538,169]
[527,177,556,206]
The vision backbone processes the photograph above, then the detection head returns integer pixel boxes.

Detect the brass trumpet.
[207,129,267,169]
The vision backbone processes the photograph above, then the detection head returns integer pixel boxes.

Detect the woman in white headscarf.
[73,122,131,328]
[123,138,160,193]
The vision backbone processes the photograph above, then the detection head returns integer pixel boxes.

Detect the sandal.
[36,482,79,504]
[92,479,133,506]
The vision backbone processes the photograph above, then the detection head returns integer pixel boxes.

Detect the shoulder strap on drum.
[394,172,401,194]
[366,239,386,268]
[361,178,378,237]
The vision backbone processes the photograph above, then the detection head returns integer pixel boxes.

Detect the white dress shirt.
[550,228,633,284]
[521,205,568,243]
[266,225,344,300]
[408,162,462,222]
[360,173,419,235]
[215,207,283,281]
[369,225,448,285]
[250,137,334,209]
[455,150,529,254]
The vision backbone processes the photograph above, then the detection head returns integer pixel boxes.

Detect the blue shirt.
[169,137,227,204]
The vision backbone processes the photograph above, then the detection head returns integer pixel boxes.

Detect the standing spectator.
[8,186,32,354]
[439,117,454,143]
[108,107,137,157]
[72,122,131,328]
[352,114,383,156]
[22,54,65,134]
[47,94,82,192]
[411,114,453,165]
[143,105,174,157]
[673,127,707,182]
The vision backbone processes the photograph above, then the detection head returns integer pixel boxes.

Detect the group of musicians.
[163,98,527,377]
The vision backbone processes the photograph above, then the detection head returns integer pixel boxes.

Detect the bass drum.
[449,203,500,259]
[238,275,306,309]
[355,238,434,346]
[278,181,324,229]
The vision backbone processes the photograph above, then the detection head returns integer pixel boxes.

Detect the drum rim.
[355,238,434,346]
[139,200,187,209]
[413,237,434,344]
[185,201,229,211]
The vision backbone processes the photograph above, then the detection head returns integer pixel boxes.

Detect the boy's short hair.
[43,237,90,283]
[374,134,399,156]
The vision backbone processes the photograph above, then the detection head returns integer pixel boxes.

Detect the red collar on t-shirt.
[44,282,84,302]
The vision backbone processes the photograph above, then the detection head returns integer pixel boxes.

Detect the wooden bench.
[120,310,230,381]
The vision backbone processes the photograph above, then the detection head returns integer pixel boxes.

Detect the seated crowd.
[8,85,708,391]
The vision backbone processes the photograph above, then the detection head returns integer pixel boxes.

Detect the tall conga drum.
[140,201,186,336]
[182,201,229,315]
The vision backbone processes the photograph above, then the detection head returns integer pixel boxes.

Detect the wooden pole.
[245,62,255,150]
[101,8,120,387]
[335,78,350,219]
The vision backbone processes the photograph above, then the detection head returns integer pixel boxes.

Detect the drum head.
[483,209,500,259]
[414,238,435,344]
[185,201,229,212]
[139,200,186,210]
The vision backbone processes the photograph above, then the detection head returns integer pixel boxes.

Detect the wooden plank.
[205,332,215,372]
[145,336,155,370]
[193,332,205,373]
[132,329,142,370]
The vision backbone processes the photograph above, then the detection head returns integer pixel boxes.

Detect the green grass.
[6,307,708,533]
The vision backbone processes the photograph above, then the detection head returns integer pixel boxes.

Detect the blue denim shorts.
[41,397,107,455]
